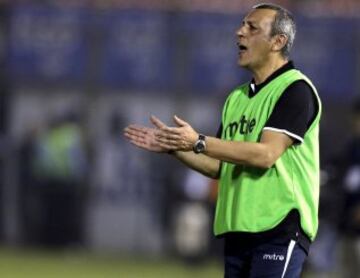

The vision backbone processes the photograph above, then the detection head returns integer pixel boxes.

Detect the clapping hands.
[123,115,199,153]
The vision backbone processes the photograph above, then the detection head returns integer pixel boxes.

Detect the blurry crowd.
[305,100,360,276]
[2,96,218,256]
[2,0,360,16]
[18,112,89,247]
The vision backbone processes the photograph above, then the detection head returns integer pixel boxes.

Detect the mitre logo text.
[263,253,285,261]
[224,115,256,137]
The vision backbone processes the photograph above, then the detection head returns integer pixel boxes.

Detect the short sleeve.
[216,124,223,138]
[263,80,317,144]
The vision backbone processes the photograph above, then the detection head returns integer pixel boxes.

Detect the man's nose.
[236,26,245,37]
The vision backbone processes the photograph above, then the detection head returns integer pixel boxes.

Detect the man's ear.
[271,34,288,52]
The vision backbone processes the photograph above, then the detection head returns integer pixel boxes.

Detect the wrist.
[193,134,207,154]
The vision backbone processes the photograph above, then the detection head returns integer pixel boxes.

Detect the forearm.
[205,137,274,169]
[148,115,290,170]
[171,151,221,179]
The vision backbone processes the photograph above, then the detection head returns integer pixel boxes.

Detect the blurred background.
[0,0,360,277]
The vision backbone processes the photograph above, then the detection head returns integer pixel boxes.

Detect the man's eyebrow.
[242,18,256,25]
[243,19,258,27]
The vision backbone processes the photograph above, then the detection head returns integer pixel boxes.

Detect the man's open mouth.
[237,42,248,53]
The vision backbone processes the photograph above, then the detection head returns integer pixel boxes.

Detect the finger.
[124,132,146,144]
[128,131,151,145]
[154,127,182,139]
[154,130,182,140]
[129,139,148,150]
[125,124,149,134]
[173,115,188,127]
[158,141,176,151]
[155,136,179,147]
[150,115,168,129]
[125,125,154,137]
[124,126,143,137]
[125,124,146,130]
[124,128,146,140]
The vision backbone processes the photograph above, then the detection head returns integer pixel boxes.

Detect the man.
[124,3,321,277]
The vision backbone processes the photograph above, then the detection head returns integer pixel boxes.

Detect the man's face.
[236,9,277,70]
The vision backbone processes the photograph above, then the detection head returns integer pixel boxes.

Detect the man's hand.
[123,120,169,153]
[124,115,199,153]
[152,115,198,152]
[124,115,220,178]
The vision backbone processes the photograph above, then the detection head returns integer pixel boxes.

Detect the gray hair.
[253,3,296,58]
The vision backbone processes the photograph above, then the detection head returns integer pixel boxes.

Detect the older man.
[124,3,321,277]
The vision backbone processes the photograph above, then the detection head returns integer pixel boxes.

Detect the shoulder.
[283,80,314,104]
[264,79,318,144]
[287,79,313,91]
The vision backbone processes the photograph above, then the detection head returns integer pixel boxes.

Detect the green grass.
[0,247,223,278]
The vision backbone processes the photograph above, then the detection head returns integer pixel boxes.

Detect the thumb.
[173,115,188,127]
[150,115,167,129]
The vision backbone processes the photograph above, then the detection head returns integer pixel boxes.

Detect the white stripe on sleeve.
[263,127,304,143]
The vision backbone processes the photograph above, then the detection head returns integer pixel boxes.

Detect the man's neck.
[252,58,288,85]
